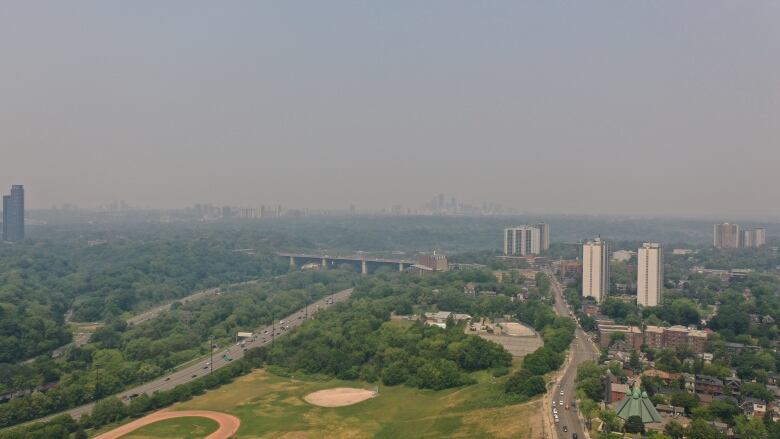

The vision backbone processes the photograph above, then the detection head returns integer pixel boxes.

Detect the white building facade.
[582,238,610,303]
[503,226,541,256]
[637,243,663,307]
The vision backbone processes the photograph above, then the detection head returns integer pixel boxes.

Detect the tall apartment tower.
[713,223,740,249]
[582,238,610,303]
[742,228,767,248]
[535,223,550,252]
[637,243,663,307]
[503,226,541,256]
[2,185,25,242]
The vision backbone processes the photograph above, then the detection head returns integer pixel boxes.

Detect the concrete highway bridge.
[277,252,417,274]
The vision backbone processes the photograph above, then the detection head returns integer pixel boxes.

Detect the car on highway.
[562,426,568,432]
[554,416,559,423]
[191,374,197,378]
[560,390,564,396]
[572,434,578,439]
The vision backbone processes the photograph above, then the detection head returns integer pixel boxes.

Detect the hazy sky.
[1,2,778,217]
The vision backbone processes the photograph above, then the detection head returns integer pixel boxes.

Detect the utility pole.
[95,365,100,400]
[271,311,275,346]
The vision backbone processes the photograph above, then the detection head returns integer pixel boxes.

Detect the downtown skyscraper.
[2,185,24,242]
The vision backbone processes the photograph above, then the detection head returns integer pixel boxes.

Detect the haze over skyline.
[1,2,778,217]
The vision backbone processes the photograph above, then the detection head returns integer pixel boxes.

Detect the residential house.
[741,397,767,419]
[655,405,686,418]
[642,370,681,387]
[723,377,742,395]
[695,375,724,395]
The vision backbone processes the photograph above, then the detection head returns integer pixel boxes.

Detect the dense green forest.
[0,232,290,366]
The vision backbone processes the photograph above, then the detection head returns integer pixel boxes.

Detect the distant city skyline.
[2,2,779,217]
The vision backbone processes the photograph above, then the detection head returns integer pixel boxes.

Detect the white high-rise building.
[582,238,609,303]
[535,223,550,252]
[503,226,541,256]
[637,243,663,307]
[742,228,766,248]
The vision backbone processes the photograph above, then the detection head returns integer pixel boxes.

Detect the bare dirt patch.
[303,387,378,407]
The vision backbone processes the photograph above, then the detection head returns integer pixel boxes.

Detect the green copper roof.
[614,388,662,423]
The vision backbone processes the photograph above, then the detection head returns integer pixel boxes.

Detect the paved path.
[94,410,240,439]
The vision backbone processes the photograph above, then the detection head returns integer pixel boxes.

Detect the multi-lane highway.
[51,287,354,420]
[545,271,600,439]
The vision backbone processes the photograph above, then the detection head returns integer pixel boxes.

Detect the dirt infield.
[303,387,378,407]
[94,410,240,439]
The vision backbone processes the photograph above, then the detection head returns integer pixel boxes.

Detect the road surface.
[45,287,354,421]
[545,271,600,439]
[126,287,222,326]
[127,279,263,326]
[50,281,260,360]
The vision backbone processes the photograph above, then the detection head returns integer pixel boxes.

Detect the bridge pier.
[361,259,368,275]
[321,258,328,269]
[399,263,404,272]
[289,256,296,268]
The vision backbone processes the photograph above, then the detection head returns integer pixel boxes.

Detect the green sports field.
[155,365,547,439]
[120,416,219,439]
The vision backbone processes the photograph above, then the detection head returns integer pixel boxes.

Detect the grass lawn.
[159,364,547,439]
[119,417,219,439]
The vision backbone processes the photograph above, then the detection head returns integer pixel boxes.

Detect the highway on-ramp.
[46,287,354,421]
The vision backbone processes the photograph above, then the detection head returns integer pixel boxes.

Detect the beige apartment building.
[713,223,740,249]
[583,238,610,303]
[637,243,663,307]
